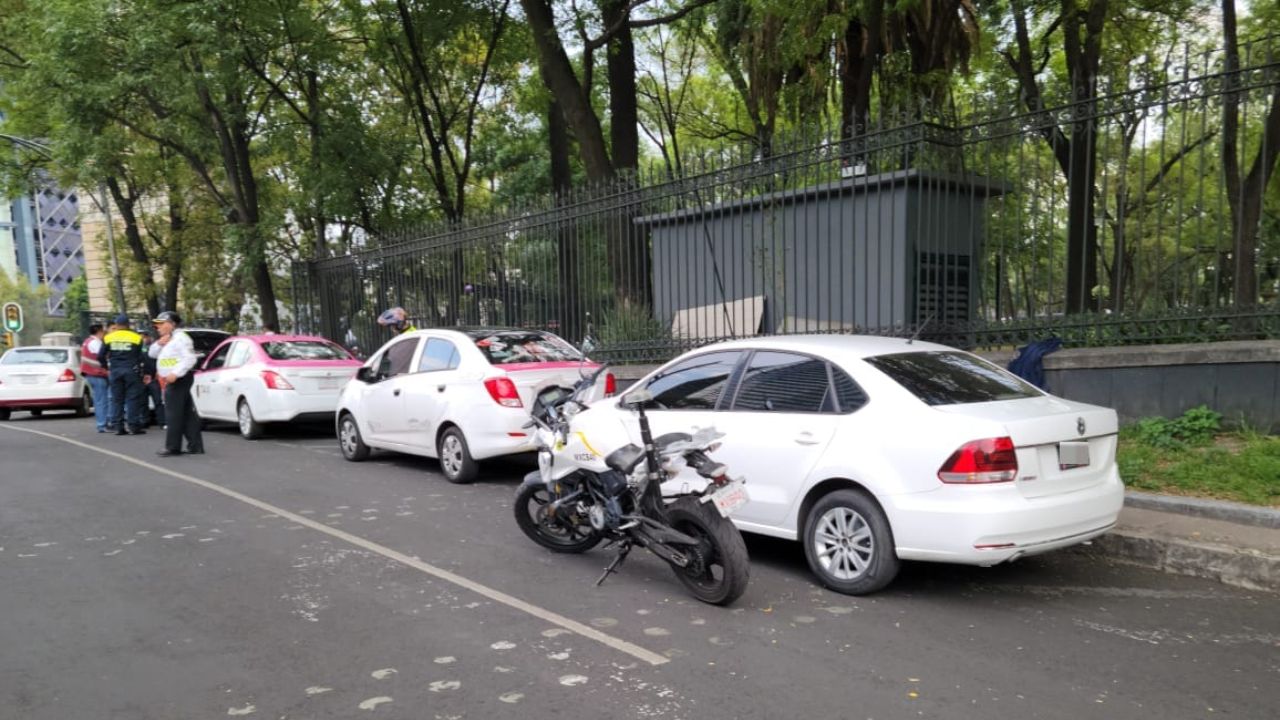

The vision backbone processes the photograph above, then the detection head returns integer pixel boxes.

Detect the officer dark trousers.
[108,367,146,432]
[162,374,203,453]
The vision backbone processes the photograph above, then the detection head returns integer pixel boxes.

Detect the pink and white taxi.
[193,334,362,439]
[336,327,615,483]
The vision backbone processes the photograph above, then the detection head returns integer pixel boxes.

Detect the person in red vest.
[80,324,112,433]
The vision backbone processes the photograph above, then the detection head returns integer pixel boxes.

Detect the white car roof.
[693,334,955,362]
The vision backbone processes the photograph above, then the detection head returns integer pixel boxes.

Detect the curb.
[1088,493,1280,593]
[1124,491,1280,529]
[1088,530,1279,593]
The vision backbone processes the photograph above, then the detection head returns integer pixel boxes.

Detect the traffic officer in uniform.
[376,307,417,335]
[149,311,203,456]
[99,313,147,435]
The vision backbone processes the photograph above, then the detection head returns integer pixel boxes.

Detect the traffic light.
[2,331,14,348]
[2,303,21,333]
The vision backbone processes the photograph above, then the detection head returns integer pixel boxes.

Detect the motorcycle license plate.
[707,479,749,518]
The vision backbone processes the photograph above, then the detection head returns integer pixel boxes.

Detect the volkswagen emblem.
[1077,417,1087,436]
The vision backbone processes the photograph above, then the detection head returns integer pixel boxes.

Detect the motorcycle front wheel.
[514,480,603,554]
[665,497,750,606]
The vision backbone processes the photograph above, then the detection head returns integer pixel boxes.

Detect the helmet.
[377,307,408,330]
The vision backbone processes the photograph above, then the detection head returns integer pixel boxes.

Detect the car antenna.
[907,311,936,345]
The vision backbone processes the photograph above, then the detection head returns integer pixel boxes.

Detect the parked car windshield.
[260,340,352,361]
[864,350,1041,406]
[2,348,69,365]
[473,331,581,365]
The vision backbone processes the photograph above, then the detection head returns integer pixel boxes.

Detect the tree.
[1221,0,1280,307]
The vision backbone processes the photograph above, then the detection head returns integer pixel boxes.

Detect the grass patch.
[1117,406,1280,507]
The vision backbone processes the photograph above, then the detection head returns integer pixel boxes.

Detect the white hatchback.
[579,335,1124,595]
[194,334,362,439]
[0,345,91,420]
[335,327,615,483]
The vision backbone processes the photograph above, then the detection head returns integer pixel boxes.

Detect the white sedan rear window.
[2,349,69,365]
[261,340,351,361]
[474,332,580,365]
[865,351,1041,406]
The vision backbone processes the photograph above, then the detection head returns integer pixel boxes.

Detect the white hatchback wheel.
[437,427,477,484]
[338,413,369,461]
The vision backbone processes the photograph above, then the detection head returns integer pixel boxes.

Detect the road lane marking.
[0,424,669,666]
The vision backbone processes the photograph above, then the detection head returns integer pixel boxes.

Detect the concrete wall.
[610,340,1280,433]
[1011,341,1280,433]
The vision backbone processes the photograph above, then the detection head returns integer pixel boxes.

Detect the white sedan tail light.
[261,370,295,390]
[937,436,1018,484]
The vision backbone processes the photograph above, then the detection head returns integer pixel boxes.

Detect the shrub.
[1130,405,1222,450]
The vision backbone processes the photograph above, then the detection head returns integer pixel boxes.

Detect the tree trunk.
[1064,112,1101,314]
[105,177,161,319]
[1221,0,1280,308]
[520,0,613,183]
[1005,0,1104,314]
[550,98,582,342]
[1060,0,1106,314]
[307,69,327,259]
[164,190,184,312]
[602,0,639,174]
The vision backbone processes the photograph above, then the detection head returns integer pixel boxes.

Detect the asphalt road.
[1,414,1276,720]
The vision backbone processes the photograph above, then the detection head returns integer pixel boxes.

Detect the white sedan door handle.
[794,432,821,446]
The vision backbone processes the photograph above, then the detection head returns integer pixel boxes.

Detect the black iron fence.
[293,40,1280,364]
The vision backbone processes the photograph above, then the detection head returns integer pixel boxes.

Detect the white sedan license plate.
[318,377,344,390]
[1058,441,1090,470]
[707,478,749,518]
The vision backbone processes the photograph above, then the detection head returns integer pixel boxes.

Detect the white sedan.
[0,345,91,420]
[336,327,615,483]
[580,335,1124,595]
[194,334,362,439]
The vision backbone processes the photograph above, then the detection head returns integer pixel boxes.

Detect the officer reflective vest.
[80,336,108,378]
[101,328,145,374]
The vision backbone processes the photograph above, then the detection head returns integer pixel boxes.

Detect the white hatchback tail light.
[484,376,523,407]
[937,436,1017,484]
[57,368,76,382]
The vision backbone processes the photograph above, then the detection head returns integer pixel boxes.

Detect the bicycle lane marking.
[0,423,669,666]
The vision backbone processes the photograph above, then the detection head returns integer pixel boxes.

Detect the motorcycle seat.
[605,444,646,474]
[654,432,693,452]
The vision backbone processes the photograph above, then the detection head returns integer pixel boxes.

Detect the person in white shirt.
[149,311,204,457]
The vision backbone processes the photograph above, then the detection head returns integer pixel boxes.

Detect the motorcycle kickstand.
[595,541,633,587]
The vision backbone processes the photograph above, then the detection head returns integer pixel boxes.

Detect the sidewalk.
[1086,492,1280,592]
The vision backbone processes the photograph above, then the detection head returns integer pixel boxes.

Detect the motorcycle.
[513,361,751,606]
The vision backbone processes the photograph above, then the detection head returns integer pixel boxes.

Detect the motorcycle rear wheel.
[665,497,750,606]
[514,480,603,554]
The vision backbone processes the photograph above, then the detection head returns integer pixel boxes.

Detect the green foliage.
[598,302,672,348]
[2,0,1276,344]
[1118,432,1280,507]
[59,275,89,334]
[1117,404,1279,507]
[1126,405,1222,450]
